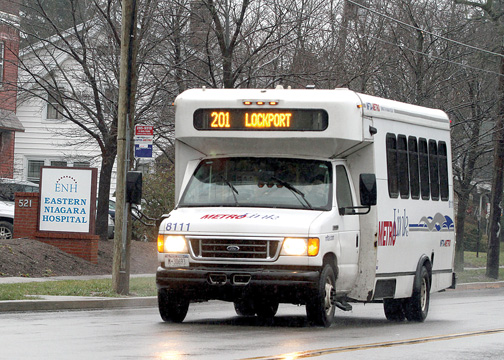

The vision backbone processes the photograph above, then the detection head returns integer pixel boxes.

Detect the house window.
[27,160,45,183]
[46,88,63,120]
[74,161,90,168]
[51,160,67,167]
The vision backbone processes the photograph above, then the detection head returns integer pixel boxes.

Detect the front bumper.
[156,265,320,304]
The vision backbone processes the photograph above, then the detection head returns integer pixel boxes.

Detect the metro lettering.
[378,221,396,246]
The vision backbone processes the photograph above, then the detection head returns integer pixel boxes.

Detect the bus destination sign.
[193,108,328,131]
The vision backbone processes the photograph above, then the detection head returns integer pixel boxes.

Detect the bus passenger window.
[408,136,420,199]
[397,135,409,199]
[438,141,449,201]
[429,140,439,201]
[419,138,430,200]
[386,133,399,198]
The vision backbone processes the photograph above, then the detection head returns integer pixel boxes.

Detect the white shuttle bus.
[156,87,455,327]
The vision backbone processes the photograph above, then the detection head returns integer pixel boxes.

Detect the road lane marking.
[241,328,504,360]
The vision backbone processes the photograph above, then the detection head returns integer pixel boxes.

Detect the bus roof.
[174,87,449,158]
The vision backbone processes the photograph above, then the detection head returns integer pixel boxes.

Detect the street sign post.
[134,125,153,158]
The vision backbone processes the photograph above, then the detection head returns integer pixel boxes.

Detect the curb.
[0,296,157,313]
[449,281,504,291]
[0,282,502,313]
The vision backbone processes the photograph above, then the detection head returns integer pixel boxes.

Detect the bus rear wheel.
[404,266,430,322]
[255,299,279,319]
[383,298,406,321]
[234,299,256,316]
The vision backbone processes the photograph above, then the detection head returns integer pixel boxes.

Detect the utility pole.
[112,0,138,294]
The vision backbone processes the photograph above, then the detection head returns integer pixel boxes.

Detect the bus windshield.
[179,157,332,210]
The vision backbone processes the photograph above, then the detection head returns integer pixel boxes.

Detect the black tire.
[306,264,336,327]
[234,299,256,316]
[404,266,430,322]
[254,299,279,319]
[383,298,406,321]
[0,221,13,239]
[158,289,190,323]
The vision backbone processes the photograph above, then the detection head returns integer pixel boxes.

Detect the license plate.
[164,254,190,268]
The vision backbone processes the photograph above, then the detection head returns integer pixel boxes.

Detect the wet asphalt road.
[0,287,502,359]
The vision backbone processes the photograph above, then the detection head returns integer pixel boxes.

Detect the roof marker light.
[256,101,265,105]
[269,101,279,106]
[243,101,253,105]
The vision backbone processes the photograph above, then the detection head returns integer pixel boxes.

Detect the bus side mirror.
[360,173,377,206]
[126,171,143,205]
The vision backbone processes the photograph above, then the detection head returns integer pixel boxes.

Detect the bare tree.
[451,75,495,270]
[16,0,172,240]
[163,0,320,89]
[454,0,504,278]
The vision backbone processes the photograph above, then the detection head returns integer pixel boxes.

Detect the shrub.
[463,221,487,253]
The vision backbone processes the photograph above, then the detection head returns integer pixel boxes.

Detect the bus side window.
[336,165,354,210]
[386,133,399,198]
[438,141,449,201]
[429,140,440,201]
[397,134,409,199]
[408,136,420,199]
[419,138,430,200]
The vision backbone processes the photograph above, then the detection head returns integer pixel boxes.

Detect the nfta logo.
[440,240,452,247]
[365,103,380,111]
[378,221,396,246]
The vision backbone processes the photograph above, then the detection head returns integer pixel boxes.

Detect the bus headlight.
[157,235,188,253]
[281,237,319,256]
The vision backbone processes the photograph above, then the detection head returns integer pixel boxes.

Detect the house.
[13,22,114,190]
[14,16,157,195]
[14,84,103,184]
[0,0,23,179]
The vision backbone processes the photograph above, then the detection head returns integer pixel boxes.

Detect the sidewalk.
[0,275,503,313]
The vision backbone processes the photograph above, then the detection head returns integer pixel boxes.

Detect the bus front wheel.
[158,289,189,323]
[306,264,336,327]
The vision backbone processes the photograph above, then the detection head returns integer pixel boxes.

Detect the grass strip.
[0,277,156,301]
[463,249,504,268]
[456,268,504,284]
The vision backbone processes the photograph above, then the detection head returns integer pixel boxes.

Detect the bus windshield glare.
[179,157,332,210]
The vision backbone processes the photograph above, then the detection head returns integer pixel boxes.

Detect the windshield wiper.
[271,176,313,209]
[218,174,239,205]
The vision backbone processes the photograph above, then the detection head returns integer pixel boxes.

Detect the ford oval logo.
[227,245,240,252]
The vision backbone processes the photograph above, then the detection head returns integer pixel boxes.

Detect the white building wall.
[14,95,117,194]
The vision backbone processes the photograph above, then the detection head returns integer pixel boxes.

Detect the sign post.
[39,167,97,234]
[134,125,153,158]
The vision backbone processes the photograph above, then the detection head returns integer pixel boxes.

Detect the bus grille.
[188,237,281,261]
